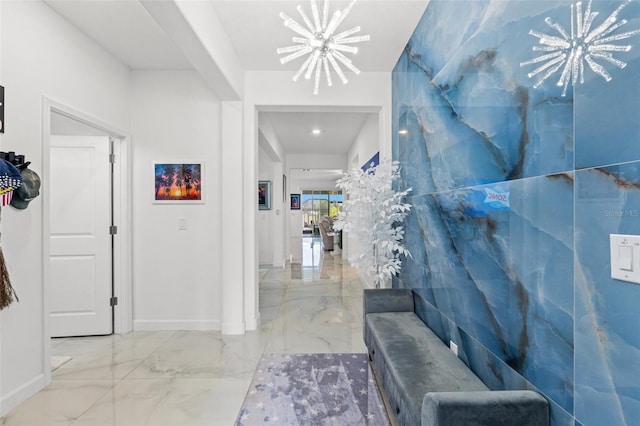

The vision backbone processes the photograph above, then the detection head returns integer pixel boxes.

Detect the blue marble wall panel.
[393,1,640,425]
[398,174,574,411]
[393,0,574,195]
[575,1,640,169]
[574,162,640,425]
[403,290,576,426]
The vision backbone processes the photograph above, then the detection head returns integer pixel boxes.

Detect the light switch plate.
[449,340,458,357]
[610,234,640,284]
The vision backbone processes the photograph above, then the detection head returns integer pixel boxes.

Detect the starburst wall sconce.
[521,0,640,96]
[277,0,370,95]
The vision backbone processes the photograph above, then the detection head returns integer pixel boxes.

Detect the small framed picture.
[290,193,301,210]
[154,162,204,204]
[258,180,271,210]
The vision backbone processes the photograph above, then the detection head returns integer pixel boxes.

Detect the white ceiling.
[43,0,428,157]
[261,110,371,155]
[44,0,193,70]
[210,0,428,72]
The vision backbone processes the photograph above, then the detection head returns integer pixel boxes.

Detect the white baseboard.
[221,320,245,335]
[245,312,260,331]
[133,319,221,331]
[1,373,47,417]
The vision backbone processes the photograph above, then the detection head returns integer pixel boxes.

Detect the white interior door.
[50,136,112,337]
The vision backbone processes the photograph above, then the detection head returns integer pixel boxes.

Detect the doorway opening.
[300,190,343,236]
[42,99,131,381]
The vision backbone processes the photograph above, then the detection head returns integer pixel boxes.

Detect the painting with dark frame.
[290,193,301,210]
[258,180,271,210]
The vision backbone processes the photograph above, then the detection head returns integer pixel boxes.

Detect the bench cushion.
[365,311,488,425]
[422,390,550,426]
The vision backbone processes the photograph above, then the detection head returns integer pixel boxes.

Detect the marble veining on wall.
[392,1,640,426]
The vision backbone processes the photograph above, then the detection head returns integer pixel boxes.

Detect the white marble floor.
[1,238,367,426]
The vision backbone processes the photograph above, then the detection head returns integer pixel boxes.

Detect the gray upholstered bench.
[363,288,549,426]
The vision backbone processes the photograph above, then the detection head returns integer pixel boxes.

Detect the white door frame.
[41,97,132,382]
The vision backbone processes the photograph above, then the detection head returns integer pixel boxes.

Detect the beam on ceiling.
[141,0,243,101]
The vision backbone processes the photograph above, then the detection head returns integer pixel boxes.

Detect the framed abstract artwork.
[258,180,271,210]
[290,193,301,210]
[154,162,204,204]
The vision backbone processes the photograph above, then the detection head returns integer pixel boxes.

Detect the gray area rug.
[236,353,390,425]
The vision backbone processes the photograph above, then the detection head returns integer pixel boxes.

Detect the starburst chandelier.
[277,0,370,95]
[521,0,640,96]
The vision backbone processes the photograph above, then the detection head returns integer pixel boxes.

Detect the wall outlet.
[450,340,459,356]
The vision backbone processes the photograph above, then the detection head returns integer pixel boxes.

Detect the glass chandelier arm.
[576,1,584,39]
[321,0,330,31]
[334,34,370,44]
[293,53,315,82]
[584,1,629,44]
[333,0,357,33]
[333,26,361,41]
[328,42,358,54]
[280,12,316,40]
[519,50,564,67]
[590,51,627,68]
[585,54,613,81]
[313,57,323,95]
[322,56,333,87]
[332,50,361,74]
[581,0,594,35]
[544,17,570,40]
[304,50,322,80]
[277,44,309,55]
[594,28,640,45]
[592,20,628,43]
[323,10,343,38]
[311,0,322,32]
[326,52,348,84]
[296,5,316,35]
[522,53,566,78]
[279,46,313,64]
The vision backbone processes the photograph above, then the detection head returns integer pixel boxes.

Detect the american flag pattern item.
[0,191,12,207]
[0,159,23,204]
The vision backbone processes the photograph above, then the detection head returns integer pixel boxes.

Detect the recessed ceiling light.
[312,128,322,135]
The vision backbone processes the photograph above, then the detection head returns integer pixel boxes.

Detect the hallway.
[1,239,366,425]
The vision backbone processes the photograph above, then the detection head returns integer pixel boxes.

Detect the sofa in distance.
[318,216,334,251]
[363,288,549,426]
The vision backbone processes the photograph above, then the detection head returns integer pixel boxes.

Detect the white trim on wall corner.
[133,320,222,331]
[0,374,47,417]
[246,312,260,331]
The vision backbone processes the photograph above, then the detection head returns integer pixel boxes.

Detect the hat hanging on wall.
[11,167,40,210]
[0,159,22,207]
[0,159,22,310]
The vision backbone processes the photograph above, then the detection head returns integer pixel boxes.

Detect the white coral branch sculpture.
[333,160,412,288]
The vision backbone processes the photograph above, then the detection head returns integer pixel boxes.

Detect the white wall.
[130,70,222,330]
[348,113,380,169]
[344,113,381,268]
[0,0,131,415]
